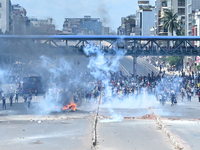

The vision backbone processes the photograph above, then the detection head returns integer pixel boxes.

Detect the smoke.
[84,41,125,122]
[100,108,123,123]
[100,74,184,118]
[101,92,159,109]
[34,55,72,114]
[97,2,110,26]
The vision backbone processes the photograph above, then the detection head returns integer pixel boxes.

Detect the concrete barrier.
[155,116,184,150]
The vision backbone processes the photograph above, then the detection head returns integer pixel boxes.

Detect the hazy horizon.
[11,0,155,32]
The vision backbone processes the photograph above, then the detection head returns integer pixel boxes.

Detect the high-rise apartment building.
[135,0,155,36]
[155,0,168,35]
[63,16,102,35]
[155,0,200,36]
[11,4,28,35]
[0,0,11,33]
[192,0,200,12]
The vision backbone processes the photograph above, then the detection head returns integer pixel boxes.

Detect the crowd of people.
[44,67,200,108]
[1,57,200,110]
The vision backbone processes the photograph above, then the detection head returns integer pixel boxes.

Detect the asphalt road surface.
[158,96,200,150]
[0,96,95,150]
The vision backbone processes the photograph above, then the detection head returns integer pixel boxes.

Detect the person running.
[187,89,192,102]
[15,91,19,103]
[23,95,27,102]
[28,93,32,108]
[9,93,13,106]
[171,91,176,106]
[2,96,6,110]
[181,87,185,102]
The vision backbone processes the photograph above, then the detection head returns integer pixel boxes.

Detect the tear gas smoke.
[84,41,125,122]
[84,42,184,119]
[100,108,123,123]
[34,55,72,114]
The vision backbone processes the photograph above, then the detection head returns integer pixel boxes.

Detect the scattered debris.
[138,114,156,120]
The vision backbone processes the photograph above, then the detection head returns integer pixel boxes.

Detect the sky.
[12,0,154,31]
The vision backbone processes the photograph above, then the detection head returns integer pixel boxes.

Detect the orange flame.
[62,102,77,111]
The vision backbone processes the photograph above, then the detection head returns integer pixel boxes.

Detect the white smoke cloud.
[100,108,123,123]
[34,55,72,114]
[84,41,125,122]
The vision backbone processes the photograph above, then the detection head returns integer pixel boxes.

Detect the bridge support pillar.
[133,40,137,80]
[82,40,84,47]
[66,40,68,47]
[133,55,137,80]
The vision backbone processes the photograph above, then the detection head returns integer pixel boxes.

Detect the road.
[158,96,200,150]
[119,57,200,150]
[0,96,95,150]
[1,55,199,150]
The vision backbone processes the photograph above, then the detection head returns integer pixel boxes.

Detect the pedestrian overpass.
[0,35,200,76]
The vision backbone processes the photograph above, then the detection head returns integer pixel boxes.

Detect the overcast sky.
[12,0,154,31]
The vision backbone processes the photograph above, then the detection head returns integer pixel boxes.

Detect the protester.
[2,96,6,110]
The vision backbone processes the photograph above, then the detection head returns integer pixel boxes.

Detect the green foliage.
[162,9,180,36]
[196,65,200,70]
[165,56,183,66]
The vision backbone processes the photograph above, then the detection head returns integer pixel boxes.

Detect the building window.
[162,1,167,7]
[178,8,185,15]
[178,0,185,6]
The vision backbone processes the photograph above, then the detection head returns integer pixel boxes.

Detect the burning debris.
[62,102,77,111]
[51,102,77,113]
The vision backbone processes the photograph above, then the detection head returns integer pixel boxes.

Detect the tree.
[165,56,183,66]
[196,65,200,70]
[176,19,185,36]
[163,9,180,36]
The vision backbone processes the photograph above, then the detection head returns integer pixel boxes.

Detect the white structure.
[141,7,155,35]
[136,1,155,36]
[12,4,26,17]
[194,10,200,47]
[192,0,200,12]
[150,27,156,35]
[0,0,10,33]
[30,18,53,27]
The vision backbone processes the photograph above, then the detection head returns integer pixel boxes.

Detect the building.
[12,4,26,17]
[192,0,200,12]
[193,9,200,46]
[81,16,102,35]
[63,16,102,35]
[30,18,55,35]
[63,18,82,34]
[125,15,136,35]
[11,4,28,35]
[154,0,168,35]
[117,15,136,35]
[0,0,11,33]
[117,17,126,35]
[102,26,109,35]
[136,1,155,36]
[155,0,200,36]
